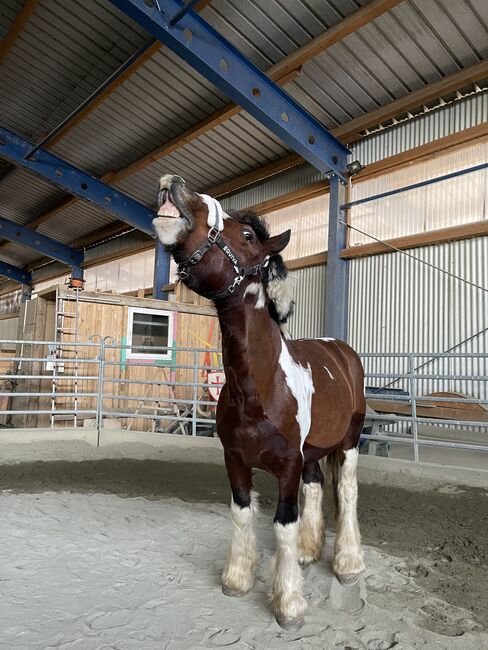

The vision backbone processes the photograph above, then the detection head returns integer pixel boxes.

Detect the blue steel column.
[325,174,348,341]
[153,239,170,300]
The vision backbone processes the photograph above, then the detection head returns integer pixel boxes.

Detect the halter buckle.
[208,227,221,243]
[188,250,204,265]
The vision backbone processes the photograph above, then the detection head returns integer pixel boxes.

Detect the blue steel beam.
[108,0,350,179]
[0,127,157,236]
[0,214,83,269]
[153,238,170,300]
[0,259,31,286]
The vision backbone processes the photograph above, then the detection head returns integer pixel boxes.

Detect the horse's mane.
[228,210,295,332]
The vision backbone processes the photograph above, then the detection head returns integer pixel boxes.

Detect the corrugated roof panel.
[205,0,366,69]
[0,0,148,140]
[0,169,68,225]
[51,47,228,176]
[0,0,24,40]
[37,201,117,245]
[0,242,40,267]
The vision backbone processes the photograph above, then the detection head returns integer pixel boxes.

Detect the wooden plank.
[335,59,488,144]
[367,398,488,423]
[0,0,40,65]
[286,252,327,270]
[267,0,405,81]
[56,285,216,315]
[341,221,488,260]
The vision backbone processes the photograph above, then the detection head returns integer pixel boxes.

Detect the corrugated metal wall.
[287,265,326,340]
[352,91,488,165]
[348,237,488,399]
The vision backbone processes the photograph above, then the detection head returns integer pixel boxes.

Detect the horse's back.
[288,337,365,450]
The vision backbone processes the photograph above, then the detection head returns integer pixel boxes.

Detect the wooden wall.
[50,286,220,431]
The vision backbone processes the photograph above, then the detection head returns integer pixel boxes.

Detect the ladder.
[51,286,81,427]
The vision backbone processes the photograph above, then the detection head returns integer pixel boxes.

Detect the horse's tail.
[326,449,341,520]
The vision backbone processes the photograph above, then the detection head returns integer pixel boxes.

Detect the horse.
[153,174,366,629]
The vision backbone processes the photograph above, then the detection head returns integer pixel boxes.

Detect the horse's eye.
[243,230,254,242]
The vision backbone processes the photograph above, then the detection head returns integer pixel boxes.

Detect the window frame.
[126,306,174,361]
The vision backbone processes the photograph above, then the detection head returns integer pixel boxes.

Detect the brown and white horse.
[154,174,366,629]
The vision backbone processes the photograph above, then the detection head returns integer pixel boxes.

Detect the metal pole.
[408,353,420,462]
[325,173,348,340]
[192,349,198,436]
[153,239,170,300]
[95,337,106,446]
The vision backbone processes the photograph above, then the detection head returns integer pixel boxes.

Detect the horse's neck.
[216,296,282,403]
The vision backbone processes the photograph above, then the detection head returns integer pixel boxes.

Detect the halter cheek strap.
[178,227,265,300]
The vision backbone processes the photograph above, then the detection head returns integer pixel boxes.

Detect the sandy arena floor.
[0,440,487,649]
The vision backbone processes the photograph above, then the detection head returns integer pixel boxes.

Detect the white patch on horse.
[269,521,307,624]
[222,492,259,595]
[323,365,334,380]
[278,340,314,452]
[320,337,336,342]
[153,216,184,247]
[298,482,325,565]
[333,448,365,583]
[199,193,229,231]
[266,269,295,322]
[244,282,266,309]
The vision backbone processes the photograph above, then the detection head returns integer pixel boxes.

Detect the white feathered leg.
[269,521,307,628]
[333,448,365,584]
[222,492,258,596]
[298,482,325,565]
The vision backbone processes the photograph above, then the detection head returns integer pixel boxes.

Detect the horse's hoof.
[222,584,247,597]
[337,572,361,586]
[276,614,304,630]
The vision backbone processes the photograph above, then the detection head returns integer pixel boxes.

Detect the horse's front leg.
[270,454,307,629]
[221,450,258,597]
[298,460,325,565]
[333,447,365,584]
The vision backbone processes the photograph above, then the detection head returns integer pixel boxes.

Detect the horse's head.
[153,174,292,309]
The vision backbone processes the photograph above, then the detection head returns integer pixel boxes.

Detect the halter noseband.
[178,226,266,300]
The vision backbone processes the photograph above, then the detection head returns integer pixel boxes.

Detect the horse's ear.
[264,229,291,256]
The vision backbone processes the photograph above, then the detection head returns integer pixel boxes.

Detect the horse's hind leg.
[298,460,325,566]
[270,454,307,629]
[333,445,365,585]
[222,451,258,597]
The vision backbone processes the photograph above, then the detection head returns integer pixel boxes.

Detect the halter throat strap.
[178,227,265,300]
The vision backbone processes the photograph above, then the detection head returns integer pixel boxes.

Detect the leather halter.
[178,226,266,300]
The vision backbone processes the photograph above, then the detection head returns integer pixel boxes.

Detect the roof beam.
[0,259,31,286]
[41,0,213,148]
[0,127,156,236]
[334,59,488,144]
[108,0,350,177]
[114,0,402,181]
[0,214,83,268]
[0,0,40,65]
[0,0,400,242]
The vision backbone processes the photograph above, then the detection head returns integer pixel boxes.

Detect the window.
[126,307,174,361]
